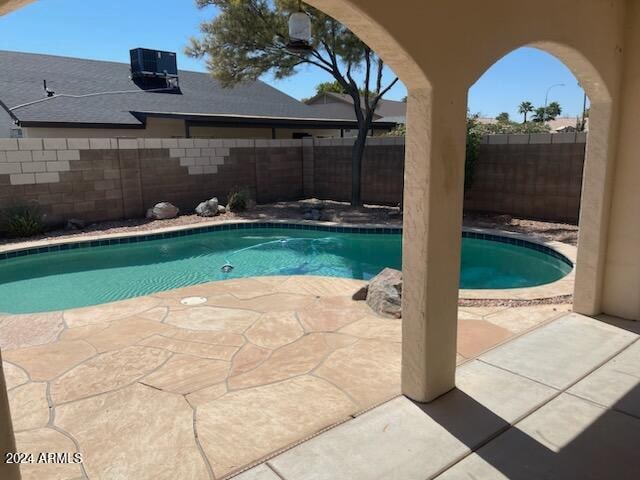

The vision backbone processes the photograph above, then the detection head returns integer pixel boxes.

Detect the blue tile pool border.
[0,222,573,267]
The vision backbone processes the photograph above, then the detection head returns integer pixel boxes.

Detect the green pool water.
[0,227,571,314]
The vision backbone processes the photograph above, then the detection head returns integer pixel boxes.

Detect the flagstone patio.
[0,276,571,480]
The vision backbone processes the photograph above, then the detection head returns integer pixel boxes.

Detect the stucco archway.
[306,0,624,403]
[468,40,616,319]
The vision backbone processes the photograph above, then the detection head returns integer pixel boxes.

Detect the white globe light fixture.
[287,1,312,53]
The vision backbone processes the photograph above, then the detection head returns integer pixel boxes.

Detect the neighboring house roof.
[476,116,589,132]
[305,92,407,122]
[0,50,370,129]
[546,117,588,132]
[374,116,406,124]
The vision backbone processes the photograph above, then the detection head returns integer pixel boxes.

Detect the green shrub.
[227,188,250,212]
[2,206,44,238]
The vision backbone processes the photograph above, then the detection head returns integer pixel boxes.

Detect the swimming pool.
[0,225,572,314]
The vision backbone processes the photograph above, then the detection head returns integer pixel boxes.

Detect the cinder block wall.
[0,138,265,225]
[313,137,405,205]
[0,134,586,227]
[464,133,587,223]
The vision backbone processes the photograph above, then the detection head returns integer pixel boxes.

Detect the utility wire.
[9,87,174,111]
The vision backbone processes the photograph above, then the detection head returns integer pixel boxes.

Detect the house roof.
[0,50,367,128]
[546,117,588,132]
[305,92,407,121]
[476,116,588,132]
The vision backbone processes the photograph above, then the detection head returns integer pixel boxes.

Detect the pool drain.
[180,296,207,306]
[221,263,234,273]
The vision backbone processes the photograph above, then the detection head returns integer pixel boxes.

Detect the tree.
[532,107,546,122]
[186,0,399,206]
[496,112,510,123]
[518,101,534,123]
[314,80,348,95]
[302,80,367,101]
[546,101,562,119]
[532,102,562,122]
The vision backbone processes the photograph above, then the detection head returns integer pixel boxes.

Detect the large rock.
[195,197,219,217]
[146,202,179,220]
[365,268,402,318]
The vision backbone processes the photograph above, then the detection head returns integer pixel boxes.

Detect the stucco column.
[401,83,467,402]
[0,351,20,480]
[598,0,640,321]
[572,90,621,316]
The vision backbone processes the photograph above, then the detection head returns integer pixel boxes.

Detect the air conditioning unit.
[130,48,180,92]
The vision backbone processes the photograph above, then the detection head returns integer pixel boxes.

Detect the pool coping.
[0,219,576,301]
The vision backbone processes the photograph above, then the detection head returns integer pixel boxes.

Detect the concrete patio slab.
[269,396,473,480]
[437,360,558,434]
[269,359,559,480]
[568,339,640,418]
[436,393,640,480]
[456,320,512,358]
[233,463,281,480]
[479,313,637,389]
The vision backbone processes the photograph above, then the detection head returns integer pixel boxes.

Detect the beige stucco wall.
[189,125,358,139]
[189,125,272,139]
[601,1,640,319]
[22,120,354,140]
[23,117,186,138]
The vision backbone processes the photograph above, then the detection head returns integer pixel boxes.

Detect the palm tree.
[546,101,562,120]
[518,101,534,123]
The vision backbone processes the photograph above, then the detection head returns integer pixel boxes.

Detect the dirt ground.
[0,199,578,247]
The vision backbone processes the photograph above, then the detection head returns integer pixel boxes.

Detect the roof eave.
[18,120,146,129]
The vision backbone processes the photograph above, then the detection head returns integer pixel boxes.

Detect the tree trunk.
[351,126,368,206]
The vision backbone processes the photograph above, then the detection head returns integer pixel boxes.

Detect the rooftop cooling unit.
[130,48,180,92]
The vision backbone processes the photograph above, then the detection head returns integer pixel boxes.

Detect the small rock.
[311,209,322,221]
[146,202,179,220]
[366,268,402,318]
[195,197,219,217]
[217,205,226,214]
[303,212,313,220]
[496,214,512,224]
[352,285,368,301]
[65,218,86,230]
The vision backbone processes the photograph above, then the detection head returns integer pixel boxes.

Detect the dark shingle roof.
[305,92,406,121]
[0,50,355,126]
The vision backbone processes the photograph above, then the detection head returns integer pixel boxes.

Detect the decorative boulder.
[217,205,226,214]
[311,209,322,220]
[146,202,179,220]
[195,197,219,217]
[365,268,403,318]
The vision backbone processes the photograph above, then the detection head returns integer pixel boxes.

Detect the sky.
[0,0,588,119]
